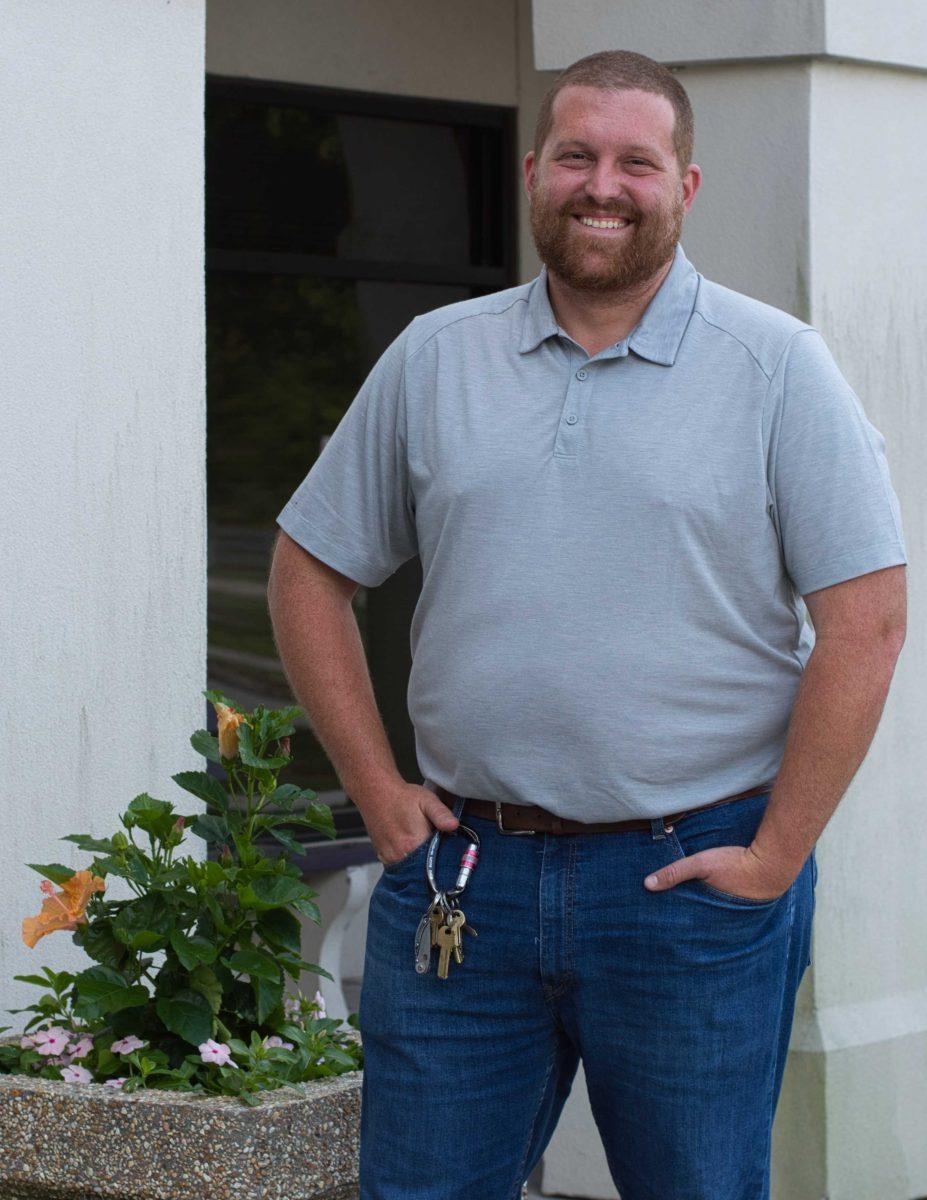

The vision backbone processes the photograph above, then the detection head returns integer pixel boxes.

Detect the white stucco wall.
[532,0,927,72]
[206,0,518,105]
[805,60,927,1013]
[0,2,207,1026]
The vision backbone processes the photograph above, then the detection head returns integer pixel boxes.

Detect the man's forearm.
[267,568,403,809]
[749,632,904,886]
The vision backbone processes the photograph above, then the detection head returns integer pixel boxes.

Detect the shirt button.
[576,369,588,380]
[565,413,578,425]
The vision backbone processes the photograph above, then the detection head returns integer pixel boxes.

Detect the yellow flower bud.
[214,702,245,760]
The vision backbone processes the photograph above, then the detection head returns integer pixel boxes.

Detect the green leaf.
[237,873,309,911]
[301,960,335,982]
[126,794,176,838]
[257,908,302,956]
[123,855,151,887]
[275,952,323,975]
[60,834,114,854]
[25,862,75,885]
[12,973,53,988]
[222,946,281,983]
[169,931,218,970]
[291,895,322,924]
[203,688,241,711]
[155,988,214,1047]
[73,920,126,968]
[202,892,230,935]
[290,804,336,839]
[254,973,284,1025]
[188,965,223,1015]
[267,825,305,857]
[71,966,149,1019]
[320,1044,357,1068]
[237,725,288,770]
[188,814,231,845]
[112,894,175,951]
[268,784,301,812]
[190,729,222,764]
[172,771,231,814]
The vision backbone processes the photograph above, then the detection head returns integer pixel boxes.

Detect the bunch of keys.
[413,821,481,979]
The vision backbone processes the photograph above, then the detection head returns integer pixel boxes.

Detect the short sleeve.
[765,328,907,596]
[275,324,418,588]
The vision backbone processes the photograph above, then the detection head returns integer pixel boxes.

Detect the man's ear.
[682,163,702,213]
[523,150,536,198]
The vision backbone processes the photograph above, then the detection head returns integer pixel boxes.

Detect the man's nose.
[583,164,629,210]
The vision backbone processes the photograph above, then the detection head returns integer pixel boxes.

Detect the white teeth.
[577,217,630,229]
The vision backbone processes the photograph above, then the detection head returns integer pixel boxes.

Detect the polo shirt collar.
[518,241,699,366]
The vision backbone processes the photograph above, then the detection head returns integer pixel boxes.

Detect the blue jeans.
[358,790,816,1199]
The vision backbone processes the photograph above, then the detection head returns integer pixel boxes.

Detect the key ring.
[424,821,481,904]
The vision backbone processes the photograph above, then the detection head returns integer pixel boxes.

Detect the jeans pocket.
[667,793,782,908]
[381,830,434,874]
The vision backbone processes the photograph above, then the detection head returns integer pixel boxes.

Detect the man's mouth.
[571,214,633,232]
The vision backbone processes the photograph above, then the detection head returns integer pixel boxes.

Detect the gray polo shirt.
[276,242,907,821]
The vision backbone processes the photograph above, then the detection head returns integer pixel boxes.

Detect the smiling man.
[269,49,908,1200]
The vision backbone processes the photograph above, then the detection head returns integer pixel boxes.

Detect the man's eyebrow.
[551,139,664,158]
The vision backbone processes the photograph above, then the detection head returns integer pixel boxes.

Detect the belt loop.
[649,817,666,841]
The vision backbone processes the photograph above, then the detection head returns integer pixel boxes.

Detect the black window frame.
[205,73,518,870]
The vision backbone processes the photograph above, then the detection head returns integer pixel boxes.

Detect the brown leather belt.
[435,782,775,835]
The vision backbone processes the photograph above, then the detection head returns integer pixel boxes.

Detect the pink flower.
[312,990,327,1017]
[111,1034,146,1055]
[262,1035,294,1051]
[34,1027,70,1056]
[283,995,301,1017]
[68,1035,94,1060]
[61,1064,93,1083]
[104,1077,127,1089]
[198,1038,235,1067]
[20,1034,37,1049]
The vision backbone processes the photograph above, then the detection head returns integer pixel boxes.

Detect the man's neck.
[545,255,675,358]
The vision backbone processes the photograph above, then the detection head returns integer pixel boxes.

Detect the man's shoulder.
[693,274,813,380]
[404,280,534,359]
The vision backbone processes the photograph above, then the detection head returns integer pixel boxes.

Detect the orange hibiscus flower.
[22,870,106,948]
[214,701,246,759]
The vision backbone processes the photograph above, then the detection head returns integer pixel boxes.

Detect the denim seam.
[509,1039,558,1200]
[759,880,797,1191]
[565,838,577,982]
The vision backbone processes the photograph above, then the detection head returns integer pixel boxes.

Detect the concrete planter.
[0,1038,362,1200]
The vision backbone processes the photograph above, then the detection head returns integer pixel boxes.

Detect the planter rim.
[0,1033,362,1109]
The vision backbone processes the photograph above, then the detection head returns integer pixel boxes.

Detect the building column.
[0,1,207,1019]
[530,4,926,1197]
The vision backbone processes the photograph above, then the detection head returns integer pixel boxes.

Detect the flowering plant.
[0,690,363,1106]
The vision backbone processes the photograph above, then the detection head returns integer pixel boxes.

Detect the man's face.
[524,86,700,294]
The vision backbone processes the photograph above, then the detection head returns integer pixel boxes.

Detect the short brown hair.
[533,49,694,173]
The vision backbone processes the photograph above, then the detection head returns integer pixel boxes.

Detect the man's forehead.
[548,85,675,155]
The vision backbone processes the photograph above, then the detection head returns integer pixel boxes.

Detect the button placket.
[554,359,592,457]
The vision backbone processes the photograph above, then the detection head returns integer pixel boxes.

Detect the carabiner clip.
[424,821,481,902]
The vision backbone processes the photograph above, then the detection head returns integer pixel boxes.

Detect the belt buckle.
[495,799,537,836]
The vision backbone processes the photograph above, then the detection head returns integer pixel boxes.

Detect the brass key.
[435,922,460,979]
[450,906,476,939]
[447,910,467,964]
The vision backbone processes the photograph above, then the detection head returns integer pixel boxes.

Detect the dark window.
[205,76,516,866]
